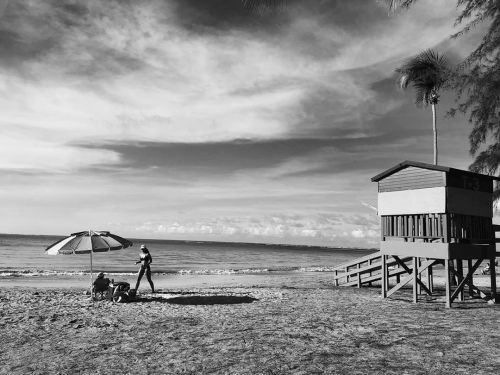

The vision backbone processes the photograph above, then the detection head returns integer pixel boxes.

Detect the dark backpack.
[112,281,131,303]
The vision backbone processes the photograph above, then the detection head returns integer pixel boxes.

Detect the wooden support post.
[443,214,450,243]
[368,258,373,286]
[490,256,497,303]
[413,257,418,303]
[457,259,464,301]
[467,259,474,297]
[428,263,433,294]
[357,263,361,288]
[450,260,458,286]
[445,260,451,308]
[416,257,421,295]
[382,254,387,298]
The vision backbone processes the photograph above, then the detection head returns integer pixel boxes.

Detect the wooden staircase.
[332,224,499,289]
[332,251,412,287]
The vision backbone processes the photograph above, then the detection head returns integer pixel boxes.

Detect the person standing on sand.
[135,244,155,293]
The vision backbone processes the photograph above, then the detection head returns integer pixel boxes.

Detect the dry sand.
[1,272,499,375]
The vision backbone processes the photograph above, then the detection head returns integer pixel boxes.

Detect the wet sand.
[1,272,499,374]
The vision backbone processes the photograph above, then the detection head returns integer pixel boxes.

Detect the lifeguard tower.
[371,160,499,307]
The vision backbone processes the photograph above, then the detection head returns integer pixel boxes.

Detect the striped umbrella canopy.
[46,230,133,298]
[46,230,133,255]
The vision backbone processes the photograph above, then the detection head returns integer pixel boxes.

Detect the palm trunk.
[432,103,438,165]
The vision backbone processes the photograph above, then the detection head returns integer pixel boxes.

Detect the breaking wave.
[0,266,340,278]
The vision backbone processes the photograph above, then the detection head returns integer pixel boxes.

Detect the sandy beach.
[1,272,499,375]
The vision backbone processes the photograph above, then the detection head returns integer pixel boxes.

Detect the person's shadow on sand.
[132,294,258,305]
[166,295,258,305]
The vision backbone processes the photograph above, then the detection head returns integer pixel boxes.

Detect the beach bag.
[112,281,131,303]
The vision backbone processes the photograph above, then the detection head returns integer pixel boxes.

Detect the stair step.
[341,268,408,287]
[333,254,415,287]
[333,256,412,281]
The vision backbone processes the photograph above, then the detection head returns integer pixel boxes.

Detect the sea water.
[0,233,375,278]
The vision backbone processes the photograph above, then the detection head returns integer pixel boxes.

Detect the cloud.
[0,0,466,174]
[131,211,380,246]
[351,228,378,239]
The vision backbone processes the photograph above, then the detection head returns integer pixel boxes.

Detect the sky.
[0,0,492,247]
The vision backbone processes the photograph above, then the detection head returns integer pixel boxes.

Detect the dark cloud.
[0,0,393,78]
[82,139,332,173]
[166,0,394,62]
[53,1,90,21]
[0,0,148,76]
[0,2,60,68]
[78,124,428,178]
[169,0,292,34]
[0,29,55,68]
[170,0,388,35]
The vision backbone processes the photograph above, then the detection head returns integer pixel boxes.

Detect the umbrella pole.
[89,230,93,300]
[90,249,94,300]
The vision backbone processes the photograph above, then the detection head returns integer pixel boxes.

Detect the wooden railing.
[332,251,412,287]
[381,213,493,243]
[494,224,500,256]
[449,214,493,242]
[382,213,445,240]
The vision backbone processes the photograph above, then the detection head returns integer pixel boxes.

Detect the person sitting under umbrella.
[45,230,133,300]
[135,245,155,293]
[93,272,111,299]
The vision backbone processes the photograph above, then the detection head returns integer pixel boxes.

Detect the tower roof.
[371,160,500,182]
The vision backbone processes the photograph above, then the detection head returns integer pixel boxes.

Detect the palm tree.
[396,49,450,165]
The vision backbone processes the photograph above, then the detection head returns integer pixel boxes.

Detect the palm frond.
[395,49,450,106]
[414,88,425,107]
[398,74,409,89]
[469,143,500,175]
[384,0,419,13]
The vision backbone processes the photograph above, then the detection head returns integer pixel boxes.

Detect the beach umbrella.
[45,230,133,298]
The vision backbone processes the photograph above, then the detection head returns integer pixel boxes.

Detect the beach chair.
[92,273,111,299]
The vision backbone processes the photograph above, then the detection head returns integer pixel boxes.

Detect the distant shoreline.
[0,232,378,252]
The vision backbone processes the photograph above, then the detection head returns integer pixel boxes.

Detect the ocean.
[0,233,374,278]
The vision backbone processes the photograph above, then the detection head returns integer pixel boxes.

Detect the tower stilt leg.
[445,260,451,308]
[413,257,418,303]
[381,254,387,298]
[468,259,474,297]
[490,257,497,304]
[428,263,433,294]
[457,259,464,302]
